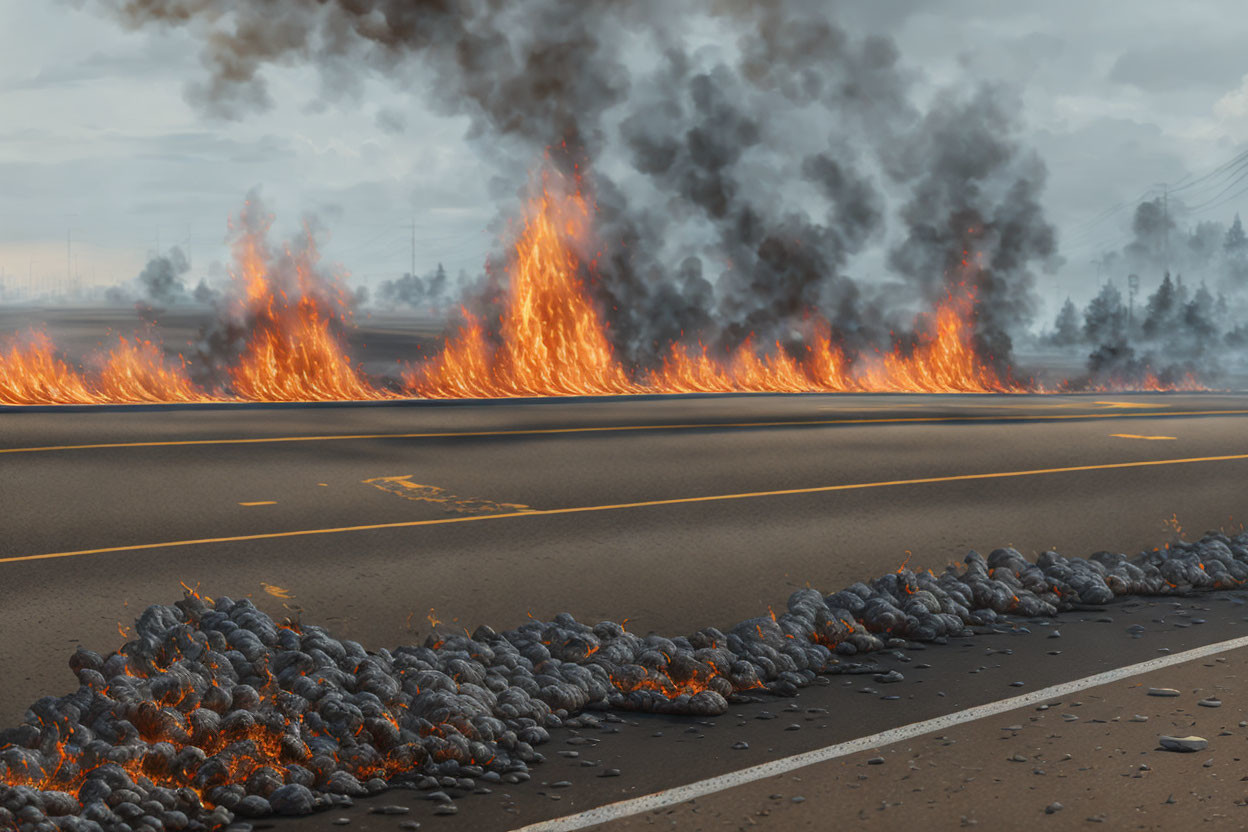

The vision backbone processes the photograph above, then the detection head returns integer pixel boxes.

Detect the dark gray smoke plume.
[377,263,450,311]
[137,246,191,306]
[98,0,1061,372]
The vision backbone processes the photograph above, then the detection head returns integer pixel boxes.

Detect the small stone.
[1130,714,1149,722]
[1008,755,1027,763]
[1045,802,1064,814]
[1147,688,1181,697]
[369,806,410,815]
[399,823,421,831]
[598,768,621,778]
[1003,725,1023,731]
[1048,630,1061,639]
[433,805,458,816]
[551,781,572,788]
[732,741,749,750]
[791,796,806,804]
[1061,714,1079,722]
[756,711,776,720]
[331,820,350,827]
[1009,681,1025,688]
[1159,735,1208,752]
[1203,759,1214,768]
[867,757,885,765]
[785,724,801,731]
[426,792,453,805]
[1198,698,1222,708]
[874,670,904,684]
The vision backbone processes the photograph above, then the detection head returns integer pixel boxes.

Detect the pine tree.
[1083,282,1127,344]
[1143,273,1175,338]
[1226,214,1247,255]
[1052,297,1081,344]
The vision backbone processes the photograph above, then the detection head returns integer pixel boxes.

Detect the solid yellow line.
[2,409,1248,456]
[1110,434,1176,441]
[3,451,1247,567]
[238,501,277,506]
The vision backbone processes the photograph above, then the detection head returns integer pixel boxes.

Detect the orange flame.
[406,189,640,397]
[95,337,216,403]
[409,186,1026,397]
[0,332,98,405]
[227,212,390,402]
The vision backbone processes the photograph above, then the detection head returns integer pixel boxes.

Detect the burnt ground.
[3,391,1248,828]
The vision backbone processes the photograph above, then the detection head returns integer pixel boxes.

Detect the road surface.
[2,391,1247,828]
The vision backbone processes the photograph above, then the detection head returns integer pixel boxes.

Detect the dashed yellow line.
[3,451,1247,567]
[1,409,1246,456]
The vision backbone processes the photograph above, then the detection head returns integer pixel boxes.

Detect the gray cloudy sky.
[2,0,1247,317]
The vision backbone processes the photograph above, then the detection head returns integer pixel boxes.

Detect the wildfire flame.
[405,190,641,397]
[410,185,1025,397]
[227,209,391,402]
[0,185,1211,404]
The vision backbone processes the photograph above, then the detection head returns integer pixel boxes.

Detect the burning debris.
[3,530,1248,830]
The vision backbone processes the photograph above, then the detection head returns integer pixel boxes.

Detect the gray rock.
[1159,735,1208,752]
[369,805,410,815]
[268,785,315,816]
[1147,688,1180,697]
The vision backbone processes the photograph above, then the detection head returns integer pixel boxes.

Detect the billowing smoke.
[97,0,1061,372]
[377,263,450,312]
[136,246,191,306]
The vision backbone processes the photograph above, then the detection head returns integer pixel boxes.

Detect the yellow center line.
[2,451,1246,567]
[1110,434,1177,441]
[238,501,277,506]
[1,409,1247,456]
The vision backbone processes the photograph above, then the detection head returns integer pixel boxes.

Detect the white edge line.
[512,634,1248,832]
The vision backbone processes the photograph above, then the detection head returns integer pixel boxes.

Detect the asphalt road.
[3,391,1248,828]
